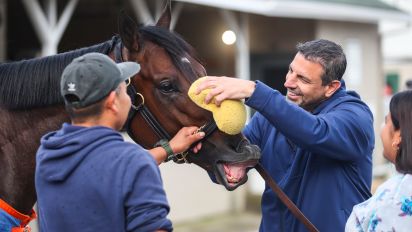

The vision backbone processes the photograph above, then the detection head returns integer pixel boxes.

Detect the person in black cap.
[406,79,412,90]
[35,52,204,232]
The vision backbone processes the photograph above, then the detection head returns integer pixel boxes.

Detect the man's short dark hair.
[296,39,347,85]
[406,79,412,89]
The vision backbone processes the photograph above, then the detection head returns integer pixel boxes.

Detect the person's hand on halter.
[149,126,204,165]
[170,126,204,154]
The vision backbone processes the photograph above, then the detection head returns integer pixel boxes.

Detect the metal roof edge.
[174,0,412,23]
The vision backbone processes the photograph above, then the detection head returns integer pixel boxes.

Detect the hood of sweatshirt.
[36,123,124,182]
[311,80,367,115]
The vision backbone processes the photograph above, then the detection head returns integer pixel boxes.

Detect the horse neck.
[0,106,68,214]
[0,37,120,215]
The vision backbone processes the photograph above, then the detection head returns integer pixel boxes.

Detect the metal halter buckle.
[173,151,189,163]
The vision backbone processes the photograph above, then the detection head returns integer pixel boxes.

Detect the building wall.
[247,15,315,94]
[316,21,385,169]
[248,15,315,55]
[160,162,247,222]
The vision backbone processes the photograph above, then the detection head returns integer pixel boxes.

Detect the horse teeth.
[227,176,239,183]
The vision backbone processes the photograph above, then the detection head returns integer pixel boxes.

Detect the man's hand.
[195,76,256,106]
[149,127,204,164]
[169,126,205,154]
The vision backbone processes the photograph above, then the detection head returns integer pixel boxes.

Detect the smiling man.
[196,39,375,232]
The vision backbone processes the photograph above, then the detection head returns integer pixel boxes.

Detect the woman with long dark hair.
[346,90,412,231]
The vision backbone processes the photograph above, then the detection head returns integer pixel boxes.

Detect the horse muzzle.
[214,141,261,191]
[186,137,260,191]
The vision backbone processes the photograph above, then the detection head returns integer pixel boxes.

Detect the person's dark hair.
[390,90,412,174]
[296,39,347,85]
[406,79,412,89]
[65,86,121,123]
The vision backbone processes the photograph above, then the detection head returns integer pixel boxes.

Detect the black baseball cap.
[61,52,140,108]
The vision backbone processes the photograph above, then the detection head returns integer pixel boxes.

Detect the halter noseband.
[114,39,217,163]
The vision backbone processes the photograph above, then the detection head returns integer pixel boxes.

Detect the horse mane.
[0,36,119,110]
[139,26,202,83]
[0,28,201,110]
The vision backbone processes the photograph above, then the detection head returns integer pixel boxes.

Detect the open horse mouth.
[216,159,259,191]
[186,136,261,191]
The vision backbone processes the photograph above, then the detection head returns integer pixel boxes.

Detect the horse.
[0,1,261,227]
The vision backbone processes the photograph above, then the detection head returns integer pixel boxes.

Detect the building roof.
[309,0,401,11]
[380,1,412,60]
[174,0,411,23]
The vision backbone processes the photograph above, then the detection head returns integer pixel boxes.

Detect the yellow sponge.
[188,77,246,135]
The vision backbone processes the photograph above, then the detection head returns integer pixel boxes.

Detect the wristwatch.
[154,139,175,162]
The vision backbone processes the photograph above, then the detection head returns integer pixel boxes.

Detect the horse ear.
[118,11,140,52]
[155,0,171,29]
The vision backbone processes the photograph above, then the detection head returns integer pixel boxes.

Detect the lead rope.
[255,163,319,232]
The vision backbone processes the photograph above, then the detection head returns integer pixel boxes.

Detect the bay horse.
[0,1,260,227]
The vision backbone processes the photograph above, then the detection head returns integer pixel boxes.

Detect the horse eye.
[159,80,176,93]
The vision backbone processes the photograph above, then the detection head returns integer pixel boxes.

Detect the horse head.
[118,2,261,191]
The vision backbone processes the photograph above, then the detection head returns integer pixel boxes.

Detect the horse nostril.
[236,139,248,153]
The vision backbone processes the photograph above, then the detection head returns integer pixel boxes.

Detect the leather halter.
[113,40,217,163]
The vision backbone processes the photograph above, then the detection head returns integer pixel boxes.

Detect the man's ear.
[325,80,341,98]
[105,91,118,113]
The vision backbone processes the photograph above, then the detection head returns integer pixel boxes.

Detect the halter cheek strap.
[0,198,37,231]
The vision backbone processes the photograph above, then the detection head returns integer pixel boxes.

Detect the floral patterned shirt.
[345,173,412,232]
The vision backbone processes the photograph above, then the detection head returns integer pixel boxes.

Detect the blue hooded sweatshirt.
[35,123,172,232]
[244,81,374,232]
